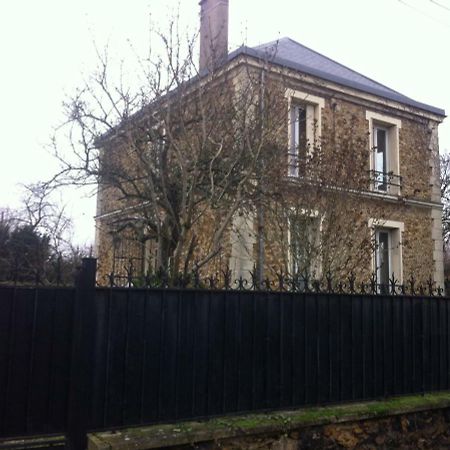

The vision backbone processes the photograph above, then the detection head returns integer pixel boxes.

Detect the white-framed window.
[286,90,324,177]
[375,229,391,292]
[229,211,256,282]
[366,111,402,195]
[288,209,321,277]
[373,125,389,191]
[289,103,314,177]
[369,219,404,293]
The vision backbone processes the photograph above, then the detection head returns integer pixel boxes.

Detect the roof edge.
[227,45,445,118]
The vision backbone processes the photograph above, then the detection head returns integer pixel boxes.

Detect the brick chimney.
[199,0,229,72]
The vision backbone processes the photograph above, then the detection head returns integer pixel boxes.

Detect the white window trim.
[366,111,402,195]
[287,208,322,277]
[368,218,404,232]
[229,211,256,281]
[286,89,325,177]
[374,229,392,291]
[368,218,404,284]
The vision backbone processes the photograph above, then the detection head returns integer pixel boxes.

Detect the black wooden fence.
[1,258,450,449]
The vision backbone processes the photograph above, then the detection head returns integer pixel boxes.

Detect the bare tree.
[19,183,74,255]
[50,20,392,286]
[440,153,450,278]
[51,22,292,282]
[0,184,89,284]
[441,153,450,246]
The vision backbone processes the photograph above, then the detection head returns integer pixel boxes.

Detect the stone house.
[95,0,445,289]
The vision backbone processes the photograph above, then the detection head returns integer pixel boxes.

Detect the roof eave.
[227,46,445,118]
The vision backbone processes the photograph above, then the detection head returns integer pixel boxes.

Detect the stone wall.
[200,408,450,449]
[88,393,450,450]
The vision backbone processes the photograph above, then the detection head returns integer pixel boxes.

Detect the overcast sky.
[1,0,449,246]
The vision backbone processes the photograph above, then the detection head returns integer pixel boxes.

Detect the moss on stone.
[88,392,450,450]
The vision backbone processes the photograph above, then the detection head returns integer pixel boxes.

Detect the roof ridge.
[255,37,406,98]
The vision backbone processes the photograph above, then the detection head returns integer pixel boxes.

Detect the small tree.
[0,185,89,284]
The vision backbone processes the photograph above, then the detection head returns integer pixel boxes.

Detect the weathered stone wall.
[88,393,450,450]
[399,116,432,201]
[197,408,450,449]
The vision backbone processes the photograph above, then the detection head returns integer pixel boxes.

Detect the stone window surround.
[285,89,325,177]
[229,212,256,281]
[368,218,404,284]
[287,208,322,277]
[366,110,402,195]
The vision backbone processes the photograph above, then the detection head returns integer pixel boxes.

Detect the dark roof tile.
[228,37,445,116]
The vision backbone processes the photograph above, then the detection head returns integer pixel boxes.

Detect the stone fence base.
[88,393,450,449]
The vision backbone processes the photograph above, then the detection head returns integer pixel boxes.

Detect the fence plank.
[361,296,373,398]
[392,297,402,395]
[159,290,180,420]
[204,291,224,415]
[280,295,293,408]
[340,296,352,401]
[439,298,448,390]
[90,288,109,429]
[447,299,450,389]
[0,287,14,435]
[122,290,146,426]
[238,292,255,412]
[413,297,424,394]
[103,288,128,427]
[251,292,267,410]
[328,294,340,402]
[351,295,363,401]
[48,288,75,433]
[192,290,210,417]
[430,298,440,391]
[4,288,35,436]
[423,299,430,393]
[317,294,330,403]
[27,289,55,433]
[266,293,281,407]
[141,290,163,423]
[175,290,196,419]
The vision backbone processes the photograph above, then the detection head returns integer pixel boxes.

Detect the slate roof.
[228,37,445,117]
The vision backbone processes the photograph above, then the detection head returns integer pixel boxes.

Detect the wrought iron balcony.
[369,170,402,193]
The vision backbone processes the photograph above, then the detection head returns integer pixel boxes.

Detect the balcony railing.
[369,170,402,192]
[288,152,301,177]
[287,160,403,195]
